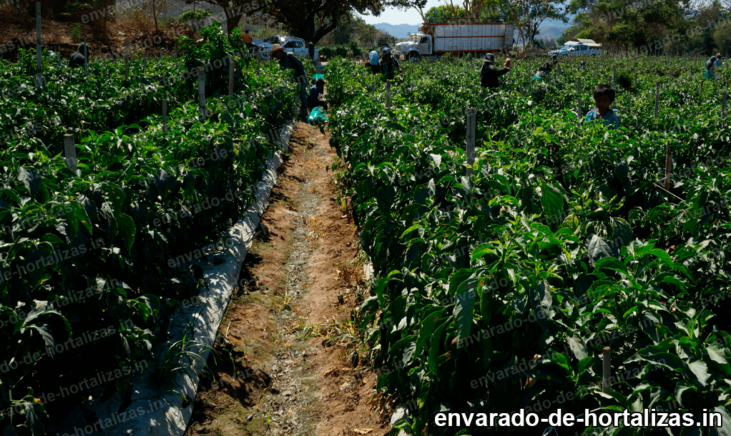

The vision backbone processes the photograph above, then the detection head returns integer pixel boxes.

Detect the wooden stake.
[466,108,476,177]
[723,91,728,121]
[35,2,42,77]
[162,100,168,133]
[576,77,580,94]
[198,67,206,120]
[229,57,235,103]
[64,134,77,171]
[386,79,391,109]
[124,39,130,82]
[578,97,582,122]
[602,347,611,394]
[257,52,261,75]
[654,81,660,119]
[665,142,672,189]
[84,38,91,77]
[612,65,616,86]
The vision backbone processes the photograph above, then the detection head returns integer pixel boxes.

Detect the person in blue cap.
[479,53,511,88]
[366,49,380,75]
[585,84,620,130]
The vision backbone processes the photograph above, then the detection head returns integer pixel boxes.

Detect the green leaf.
[471,245,496,262]
[429,318,450,376]
[17,167,41,198]
[586,235,619,267]
[687,360,711,387]
[454,288,476,342]
[116,213,136,255]
[541,183,565,228]
[594,257,627,275]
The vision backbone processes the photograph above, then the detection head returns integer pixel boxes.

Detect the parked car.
[251,35,308,60]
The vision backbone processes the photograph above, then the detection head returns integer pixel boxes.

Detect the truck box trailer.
[394,22,514,62]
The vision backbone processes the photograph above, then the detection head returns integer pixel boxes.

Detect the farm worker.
[579,60,586,69]
[308,78,327,110]
[585,84,620,130]
[379,48,402,81]
[479,53,511,89]
[271,44,308,121]
[715,53,723,68]
[367,49,380,74]
[68,42,89,69]
[242,30,253,49]
[551,55,558,66]
[533,62,552,80]
[705,57,717,80]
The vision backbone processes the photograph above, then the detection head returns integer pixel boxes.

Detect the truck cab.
[395,33,433,62]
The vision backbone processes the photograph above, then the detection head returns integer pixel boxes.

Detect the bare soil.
[183,123,390,436]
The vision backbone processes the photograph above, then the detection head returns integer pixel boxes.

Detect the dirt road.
[184,122,390,436]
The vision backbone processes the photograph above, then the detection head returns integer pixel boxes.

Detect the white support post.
[64,134,77,171]
[466,108,476,177]
[162,100,168,133]
[198,67,206,120]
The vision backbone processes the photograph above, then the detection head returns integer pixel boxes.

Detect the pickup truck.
[251,35,310,60]
[548,42,603,57]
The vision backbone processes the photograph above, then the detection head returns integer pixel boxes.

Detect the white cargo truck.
[394,22,514,62]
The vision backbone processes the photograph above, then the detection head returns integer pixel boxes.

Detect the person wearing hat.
[308,78,327,109]
[272,44,308,120]
[479,53,511,89]
[705,56,717,80]
[715,53,723,68]
[551,54,558,66]
[379,48,402,81]
[533,62,552,81]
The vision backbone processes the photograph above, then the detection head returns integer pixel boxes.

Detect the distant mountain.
[535,25,568,42]
[371,23,421,39]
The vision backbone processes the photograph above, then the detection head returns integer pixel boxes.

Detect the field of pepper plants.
[0,25,297,436]
[327,54,731,435]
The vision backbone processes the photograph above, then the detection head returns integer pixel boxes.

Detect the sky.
[358,1,444,25]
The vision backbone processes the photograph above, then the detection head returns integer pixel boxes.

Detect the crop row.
[0,25,297,435]
[327,57,731,435]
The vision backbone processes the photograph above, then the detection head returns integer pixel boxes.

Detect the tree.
[261,0,388,45]
[183,0,266,34]
[147,0,171,31]
[389,0,429,22]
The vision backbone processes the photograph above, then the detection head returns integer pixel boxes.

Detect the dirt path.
[184,122,390,436]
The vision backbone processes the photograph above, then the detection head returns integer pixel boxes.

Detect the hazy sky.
[358,1,444,25]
